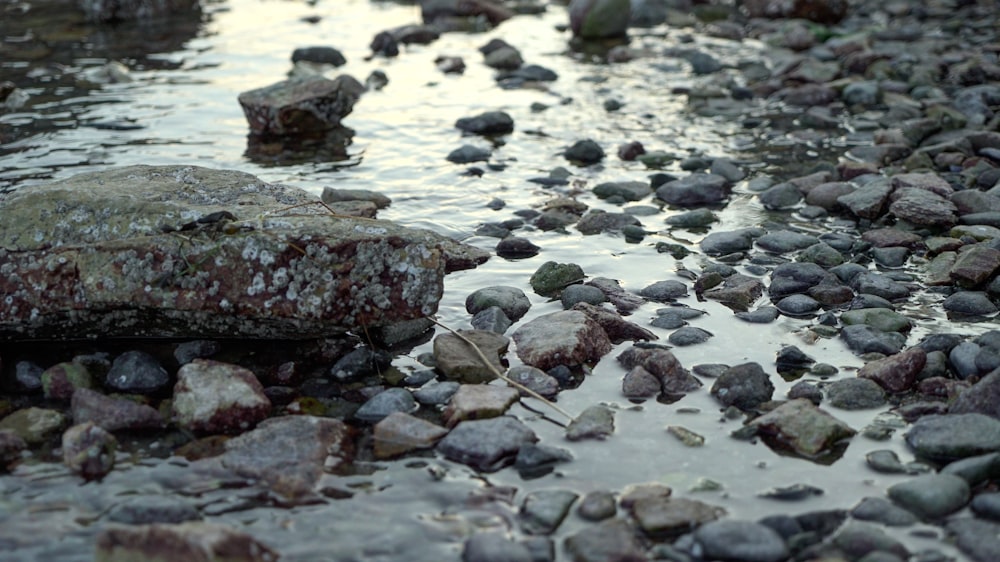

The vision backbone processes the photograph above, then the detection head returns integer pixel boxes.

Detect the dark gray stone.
[437,416,537,472]
[840,325,907,356]
[462,532,532,562]
[905,414,1000,462]
[668,327,713,346]
[850,496,918,527]
[948,518,1000,562]
[711,362,774,411]
[826,378,886,410]
[354,388,416,423]
[566,405,614,441]
[656,173,730,207]
[564,139,605,165]
[455,111,514,136]
[466,286,531,321]
[238,74,363,135]
[693,520,790,562]
[106,496,201,525]
[447,144,491,163]
[105,351,170,394]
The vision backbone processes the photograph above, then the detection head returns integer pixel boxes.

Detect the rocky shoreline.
[2,0,1000,561]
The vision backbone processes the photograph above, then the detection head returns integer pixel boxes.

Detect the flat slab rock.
[0,165,485,339]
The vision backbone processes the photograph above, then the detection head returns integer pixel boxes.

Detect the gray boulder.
[238,74,364,136]
[0,166,483,339]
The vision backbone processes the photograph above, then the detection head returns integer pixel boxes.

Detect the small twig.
[430,317,574,422]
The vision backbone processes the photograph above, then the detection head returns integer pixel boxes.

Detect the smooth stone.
[433,330,509,383]
[748,399,856,458]
[826,378,886,410]
[529,262,585,297]
[950,341,982,379]
[951,370,1000,417]
[412,381,460,406]
[565,405,614,441]
[0,407,67,445]
[630,496,725,539]
[512,310,612,371]
[471,306,512,334]
[564,519,645,562]
[173,340,221,365]
[520,489,579,535]
[711,363,774,411]
[592,181,651,202]
[798,242,845,267]
[437,416,537,472]
[106,350,170,395]
[693,520,789,562]
[238,74,362,135]
[576,210,640,234]
[971,492,1000,521]
[941,453,1000,487]
[564,139,605,165]
[850,496,919,527]
[887,473,970,519]
[220,415,351,501]
[700,228,757,255]
[577,490,617,521]
[354,388,417,423]
[447,144,491,163]
[668,327,713,346]
[496,237,541,259]
[664,208,717,228]
[840,325,907,356]
[768,262,829,299]
[514,443,573,478]
[443,384,519,427]
[650,311,688,329]
[840,308,912,333]
[171,359,271,435]
[12,361,43,392]
[505,365,560,399]
[703,275,766,312]
[569,0,630,39]
[830,521,909,560]
[319,187,390,209]
[865,450,909,474]
[906,414,1000,462]
[656,173,729,207]
[775,294,821,315]
[373,412,447,459]
[852,273,911,301]
[561,284,606,308]
[755,230,818,254]
[639,280,688,302]
[735,307,780,323]
[41,362,93,402]
[943,291,998,316]
[466,286,531,322]
[617,346,701,395]
[71,388,164,431]
[950,245,1000,287]
[758,182,802,209]
[455,111,514,135]
[947,518,1000,562]
[62,422,116,480]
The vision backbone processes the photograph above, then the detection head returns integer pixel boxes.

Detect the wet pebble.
[656,173,730,207]
[105,350,170,394]
[622,366,662,399]
[775,293,821,315]
[758,182,803,209]
[825,378,887,410]
[887,473,970,520]
[565,405,614,441]
[462,532,532,562]
[858,347,925,393]
[173,340,220,365]
[41,362,93,402]
[951,370,1000,417]
[577,490,616,521]
[639,280,688,302]
[940,452,1000,487]
[830,521,909,561]
[447,144,491,163]
[564,519,645,562]
[748,399,856,457]
[692,519,789,562]
[329,346,393,381]
[563,139,604,165]
[788,381,822,404]
[865,450,910,474]
[735,306,780,323]
[840,325,907,355]
[560,284,606,308]
[630,496,725,539]
[529,261,585,297]
[455,111,514,135]
[905,414,1000,462]
[668,327,713,346]
[0,407,67,444]
[592,180,651,201]
[355,387,417,423]
[756,229,818,254]
[413,380,460,406]
[943,291,998,316]
[466,286,531,322]
[432,330,509,383]
[512,310,612,371]
[947,518,1000,562]
[850,496,919,527]
[514,443,572,478]
[505,365,560,399]
[664,208,717,228]
[496,236,541,259]
[710,362,774,411]
[520,489,578,535]
[437,416,537,472]
[471,306,512,334]
[12,361,43,392]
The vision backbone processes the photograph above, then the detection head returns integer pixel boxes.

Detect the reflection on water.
[243,126,358,167]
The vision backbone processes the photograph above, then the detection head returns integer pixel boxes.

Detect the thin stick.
[430,318,574,422]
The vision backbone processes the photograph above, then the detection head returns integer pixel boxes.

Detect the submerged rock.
[95,522,278,562]
[0,166,477,339]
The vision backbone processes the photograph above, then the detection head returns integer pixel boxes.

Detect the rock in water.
[172,359,271,435]
[569,0,631,40]
[62,422,116,481]
[238,74,364,136]
[0,165,480,339]
[95,522,278,562]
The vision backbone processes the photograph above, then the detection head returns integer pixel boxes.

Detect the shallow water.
[0,0,985,560]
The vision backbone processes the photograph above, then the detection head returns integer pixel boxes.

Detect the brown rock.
[62,422,116,481]
[172,359,271,435]
[443,384,520,427]
[858,347,926,393]
[512,310,612,371]
[950,245,1000,288]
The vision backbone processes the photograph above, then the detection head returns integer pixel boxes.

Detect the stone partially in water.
[692,520,789,562]
[566,405,614,441]
[887,473,970,520]
[950,369,1000,418]
[443,384,520,427]
[436,416,537,472]
[465,286,531,321]
[520,489,579,535]
[858,347,926,393]
[512,310,612,371]
[629,496,725,539]
[172,359,271,435]
[220,415,352,501]
[105,351,171,395]
[748,399,856,458]
[711,362,774,411]
[62,422,116,481]
[947,518,1000,562]
[564,519,645,562]
[905,414,1000,462]
[568,0,630,40]
[95,522,278,562]
[0,165,472,339]
[238,74,364,135]
[433,330,509,384]
[0,407,67,445]
[354,388,417,423]
[373,412,448,459]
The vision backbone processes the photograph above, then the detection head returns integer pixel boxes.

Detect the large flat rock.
[0,165,484,339]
